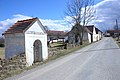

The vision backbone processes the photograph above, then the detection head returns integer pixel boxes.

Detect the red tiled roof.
[47,30,66,36]
[3,17,38,35]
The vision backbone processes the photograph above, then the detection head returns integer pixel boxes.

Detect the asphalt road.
[7,37,120,80]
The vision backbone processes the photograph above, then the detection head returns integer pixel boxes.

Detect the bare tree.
[44,26,49,31]
[65,0,95,45]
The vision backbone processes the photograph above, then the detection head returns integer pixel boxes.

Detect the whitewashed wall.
[25,21,48,66]
[5,33,25,59]
[98,31,102,40]
[88,33,92,43]
[93,27,98,42]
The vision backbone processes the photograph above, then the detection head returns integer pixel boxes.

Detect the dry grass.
[0,47,5,59]
[113,38,120,47]
[48,43,90,61]
[50,42,64,47]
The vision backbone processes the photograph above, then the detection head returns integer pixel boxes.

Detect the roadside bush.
[0,44,4,47]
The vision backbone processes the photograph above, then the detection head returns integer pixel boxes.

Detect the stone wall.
[0,53,26,78]
[48,48,59,57]
[48,43,78,57]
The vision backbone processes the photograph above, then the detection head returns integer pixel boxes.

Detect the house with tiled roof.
[2,17,48,66]
[47,30,66,42]
[67,24,93,44]
[106,30,120,37]
[67,25,102,44]
[86,25,102,42]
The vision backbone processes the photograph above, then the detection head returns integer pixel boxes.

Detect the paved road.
[7,37,120,80]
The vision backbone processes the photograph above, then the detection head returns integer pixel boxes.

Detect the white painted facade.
[98,31,102,40]
[52,40,58,42]
[92,27,102,42]
[25,21,48,66]
[93,27,98,42]
[92,27,101,42]
[4,19,48,66]
[88,33,92,43]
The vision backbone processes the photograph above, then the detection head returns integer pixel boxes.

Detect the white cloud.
[0,14,32,30]
[0,14,72,36]
[91,0,120,31]
[0,27,3,30]
[0,14,32,36]
[40,18,72,31]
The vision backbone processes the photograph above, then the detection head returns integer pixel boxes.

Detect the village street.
[7,37,120,80]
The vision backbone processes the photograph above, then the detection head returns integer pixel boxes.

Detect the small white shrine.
[3,17,48,66]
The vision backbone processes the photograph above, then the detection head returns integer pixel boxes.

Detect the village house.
[106,30,120,37]
[47,30,66,43]
[95,27,103,40]
[67,25,102,44]
[86,25,102,42]
[2,17,48,66]
[67,25,92,44]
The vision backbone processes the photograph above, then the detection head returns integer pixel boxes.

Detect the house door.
[33,40,42,63]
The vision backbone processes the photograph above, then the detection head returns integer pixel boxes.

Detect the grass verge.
[114,38,120,47]
[48,43,90,61]
[0,47,4,59]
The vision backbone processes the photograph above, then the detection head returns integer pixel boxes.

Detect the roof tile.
[3,17,37,35]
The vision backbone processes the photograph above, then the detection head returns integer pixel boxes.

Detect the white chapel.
[3,17,48,66]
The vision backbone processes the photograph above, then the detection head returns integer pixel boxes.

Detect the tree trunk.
[80,40,83,45]
[79,36,83,45]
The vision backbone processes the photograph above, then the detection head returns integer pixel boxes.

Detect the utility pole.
[116,19,118,30]
[116,19,119,40]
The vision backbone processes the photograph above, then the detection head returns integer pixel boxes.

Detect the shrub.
[0,44,4,47]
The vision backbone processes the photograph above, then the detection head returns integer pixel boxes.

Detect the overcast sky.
[0,0,120,36]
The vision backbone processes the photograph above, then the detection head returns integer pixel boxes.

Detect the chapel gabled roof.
[2,17,38,35]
